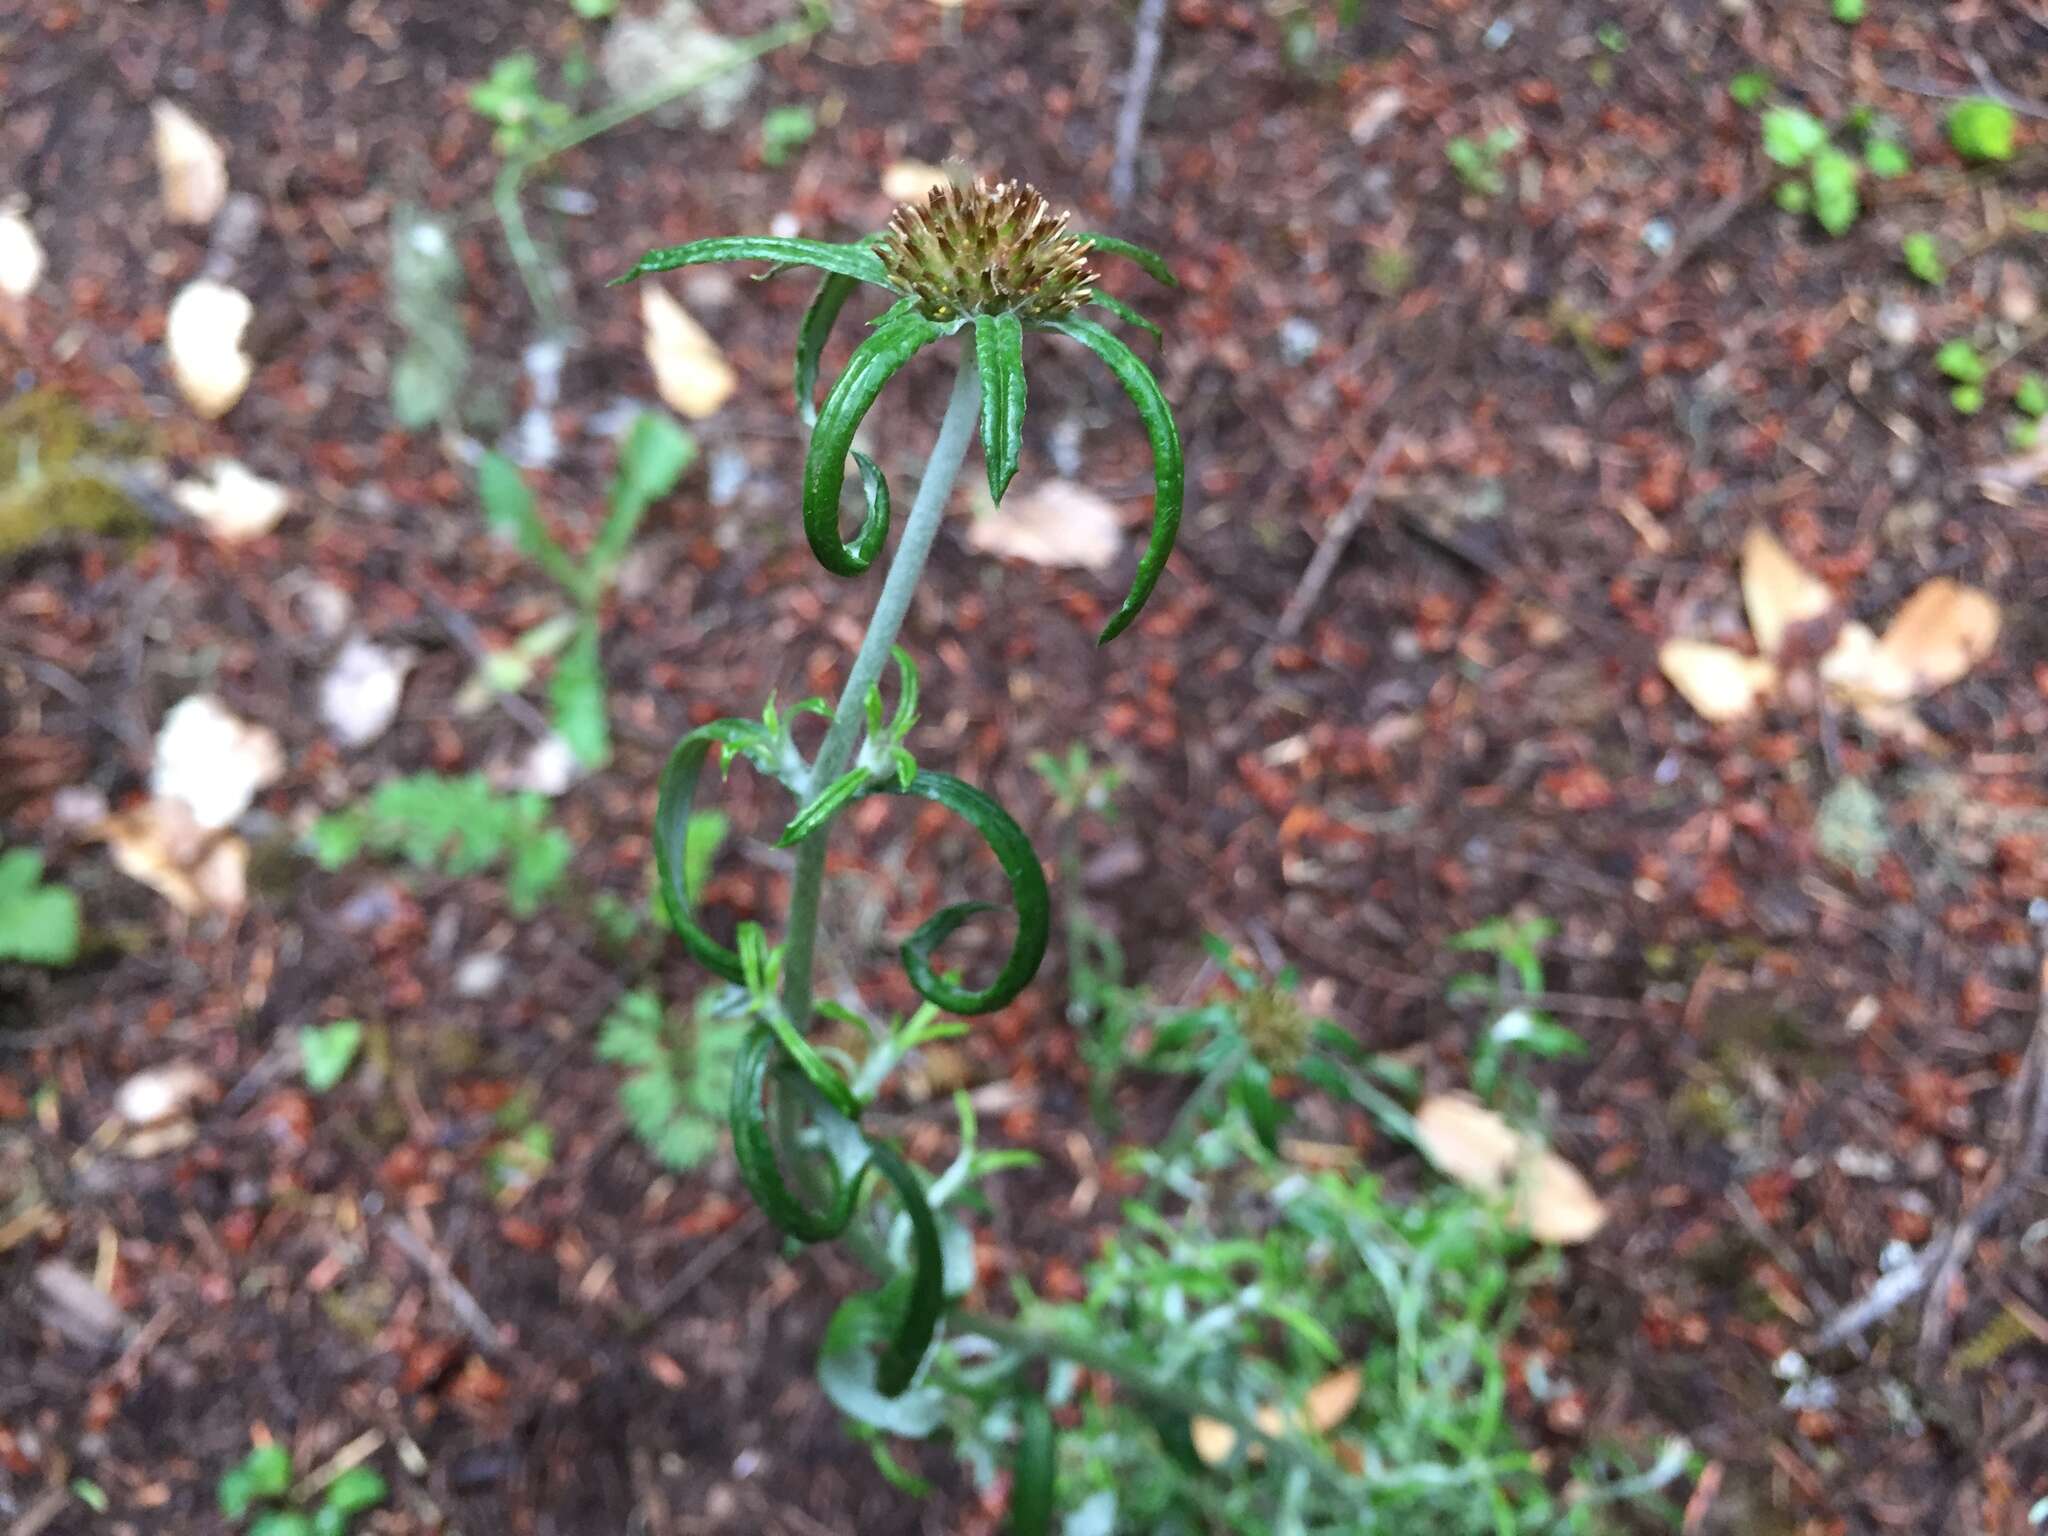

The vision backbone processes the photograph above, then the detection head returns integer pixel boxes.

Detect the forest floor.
[4,1,2048,1532]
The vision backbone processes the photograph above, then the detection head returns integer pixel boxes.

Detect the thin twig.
[1967,50,2048,120]
[1610,183,1764,312]
[636,1208,765,1328]
[1108,0,1171,210]
[1915,941,2048,1379]
[1266,433,1402,651]
[383,1215,505,1358]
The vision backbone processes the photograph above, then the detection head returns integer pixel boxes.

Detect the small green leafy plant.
[599,984,750,1170]
[219,1441,387,1536]
[1753,102,1909,236]
[1937,337,1990,415]
[1948,97,2019,163]
[470,54,572,156]
[759,103,818,167]
[1444,127,1521,199]
[1901,230,1947,286]
[0,845,81,966]
[311,773,574,918]
[478,410,696,767]
[1446,915,1587,1107]
[299,1020,365,1094]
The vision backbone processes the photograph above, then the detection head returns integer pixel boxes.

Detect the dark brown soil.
[5,1,2048,1532]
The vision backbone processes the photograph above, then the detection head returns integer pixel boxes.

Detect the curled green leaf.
[1040,316,1185,644]
[864,770,1050,1015]
[1011,1398,1056,1536]
[654,721,772,983]
[974,311,1027,503]
[866,1143,943,1395]
[777,766,872,848]
[731,1025,859,1241]
[612,236,888,288]
[1078,233,1179,288]
[795,272,860,427]
[805,308,947,575]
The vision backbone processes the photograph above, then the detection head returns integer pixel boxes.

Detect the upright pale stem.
[779,347,983,1027]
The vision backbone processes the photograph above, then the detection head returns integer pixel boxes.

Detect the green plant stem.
[958,1314,1359,1501]
[779,348,982,1029]
[494,0,832,334]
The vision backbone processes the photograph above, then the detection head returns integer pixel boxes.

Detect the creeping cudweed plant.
[614,178,1182,1528]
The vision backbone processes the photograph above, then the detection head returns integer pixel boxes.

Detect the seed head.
[878,179,1096,323]
[1242,986,1312,1074]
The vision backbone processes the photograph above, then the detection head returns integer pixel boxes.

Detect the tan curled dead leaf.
[151,101,229,226]
[1190,1368,1359,1467]
[965,478,1123,572]
[1304,1368,1362,1434]
[641,286,737,420]
[172,460,291,542]
[1190,1416,1238,1466]
[166,279,254,418]
[1741,526,1834,658]
[1657,640,1778,724]
[1871,579,1999,699]
[1414,1094,1607,1245]
[98,798,248,917]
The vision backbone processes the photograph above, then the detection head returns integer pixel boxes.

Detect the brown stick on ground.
[1108,0,1171,211]
[1915,940,2048,1381]
[1266,432,1403,652]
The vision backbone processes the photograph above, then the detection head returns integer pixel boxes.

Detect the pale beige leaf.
[1871,579,1999,699]
[1657,640,1777,723]
[965,478,1123,572]
[1741,526,1834,657]
[1190,1416,1238,1466]
[641,286,737,420]
[172,459,290,541]
[151,100,229,226]
[882,160,950,202]
[99,798,248,917]
[152,694,284,831]
[166,279,253,418]
[114,1063,212,1128]
[1304,1368,1362,1434]
[0,210,44,300]
[1414,1094,1607,1246]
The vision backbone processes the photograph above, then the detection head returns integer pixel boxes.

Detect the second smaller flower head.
[878,179,1097,323]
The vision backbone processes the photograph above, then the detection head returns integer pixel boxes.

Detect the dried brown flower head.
[1242,985,1312,1074]
[878,179,1096,323]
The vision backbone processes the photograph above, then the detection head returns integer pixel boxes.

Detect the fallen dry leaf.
[641,286,737,420]
[99,797,248,916]
[1191,1367,1363,1466]
[151,100,229,226]
[881,160,951,202]
[965,478,1123,572]
[1740,526,1834,658]
[114,1063,212,1128]
[171,459,290,542]
[1870,579,1999,700]
[1657,639,1778,724]
[166,279,254,418]
[0,209,44,300]
[1413,1094,1607,1245]
[151,694,283,831]
[321,635,414,749]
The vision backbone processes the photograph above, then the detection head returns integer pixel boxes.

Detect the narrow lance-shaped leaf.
[1039,316,1185,644]
[612,236,889,288]
[1010,1398,1056,1536]
[866,1143,944,1396]
[804,307,947,575]
[973,311,1027,503]
[478,451,588,602]
[1087,290,1163,343]
[591,411,696,578]
[1077,232,1179,288]
[860,770,1050,1014]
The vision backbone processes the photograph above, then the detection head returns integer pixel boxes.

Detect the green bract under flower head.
[878,179,1097,323]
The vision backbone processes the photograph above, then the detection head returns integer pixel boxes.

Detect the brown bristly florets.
[877,179,1096,322]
